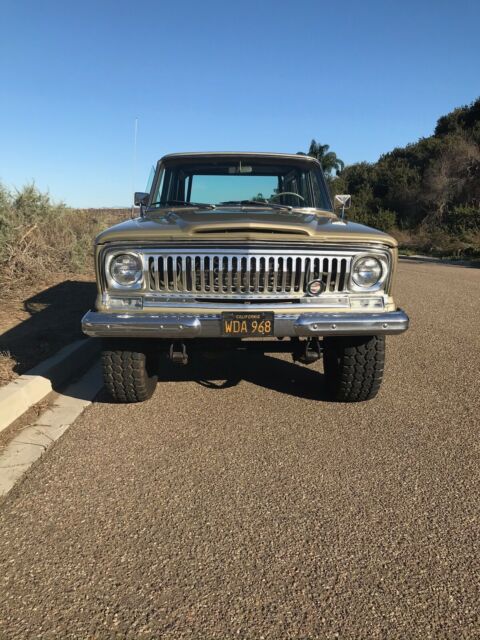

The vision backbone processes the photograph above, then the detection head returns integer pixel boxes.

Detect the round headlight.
[110,254,143,286]
[352,256,383,288]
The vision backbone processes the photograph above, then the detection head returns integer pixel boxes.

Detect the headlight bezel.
[105,251,144,289]
[350,253,389,292]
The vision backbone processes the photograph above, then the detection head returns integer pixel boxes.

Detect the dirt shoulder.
[0,274,96,384]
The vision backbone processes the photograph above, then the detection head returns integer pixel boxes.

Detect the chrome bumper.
[82,309,409,338]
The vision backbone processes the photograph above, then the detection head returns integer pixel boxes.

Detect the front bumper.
[82,309,409,338]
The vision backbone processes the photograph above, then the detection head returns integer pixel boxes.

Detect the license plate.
[222,312,274,337]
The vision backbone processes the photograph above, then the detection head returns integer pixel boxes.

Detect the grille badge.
[307,279,325,296]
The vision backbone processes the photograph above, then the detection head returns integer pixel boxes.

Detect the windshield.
[149,158,332,210]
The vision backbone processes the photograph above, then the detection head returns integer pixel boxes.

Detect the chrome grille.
[144,250,353,297]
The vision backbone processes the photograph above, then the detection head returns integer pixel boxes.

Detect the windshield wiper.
[219,200,293,211]
[149,200,216,210]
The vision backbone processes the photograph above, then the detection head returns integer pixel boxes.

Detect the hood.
[96,207,397,248]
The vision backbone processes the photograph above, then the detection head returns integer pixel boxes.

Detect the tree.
[306,139,345,176]
[304,99,480,257]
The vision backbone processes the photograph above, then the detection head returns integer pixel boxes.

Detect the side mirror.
[134,192,149,206]
[334,194,351,219]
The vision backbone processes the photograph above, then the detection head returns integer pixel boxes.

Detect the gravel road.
[1,261,479,639]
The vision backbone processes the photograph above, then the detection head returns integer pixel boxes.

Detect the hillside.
[330,97,480,258]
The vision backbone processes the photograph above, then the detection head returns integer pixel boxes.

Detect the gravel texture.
[1,261,479,639]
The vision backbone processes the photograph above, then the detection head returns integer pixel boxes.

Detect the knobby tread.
[323,335,385,402]
[101,341,157,403]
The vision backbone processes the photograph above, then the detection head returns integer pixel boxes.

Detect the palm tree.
[306,140,344,176]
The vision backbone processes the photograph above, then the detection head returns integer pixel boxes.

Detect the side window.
[153,168,165,203]
[311,170,331,210]
[176,170,187,201]
[299,172,308,200]
[185,175,192,202]
[311,172,322,208]
[282,170,300,206]
[151,167,172,204]
[145,165,155,194]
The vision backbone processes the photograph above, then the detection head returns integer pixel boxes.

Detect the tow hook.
[169,341,188,365]
[293,338,322,365]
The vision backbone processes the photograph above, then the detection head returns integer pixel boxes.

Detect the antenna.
[131,117,138,217]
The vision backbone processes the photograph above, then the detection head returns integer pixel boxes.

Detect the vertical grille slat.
[174,256,179,291]
[272,257,279,292]
[333,258,342,291]
[145,250,356,296]
[329,258,337,292]
[297,257,305,293]
[180,256,188,291]
[246,257,252,292]
[216,256,222,292]
[200,257,206,292]
[255,257,261,292]
[162,256,169,291]
[209,256,215,292]
[286,258,291,292]
[227,256,232,293]
[293,257,300,290]
[242,256,247,293]
[339,258,348,291]
[251,257,257,292]
[190,256,196,292]
[324,258,332,291]
[148,256,158,291]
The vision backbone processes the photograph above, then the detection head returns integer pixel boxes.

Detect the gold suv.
[82,152,409,402]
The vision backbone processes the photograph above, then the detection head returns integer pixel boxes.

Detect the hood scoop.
[193,226,310,236]
[190,218,313,236]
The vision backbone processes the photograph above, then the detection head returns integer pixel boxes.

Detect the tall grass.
[0,182,127,289]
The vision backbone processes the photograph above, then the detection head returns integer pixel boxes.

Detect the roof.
[159,151,319,164]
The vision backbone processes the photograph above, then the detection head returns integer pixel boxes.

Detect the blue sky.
[1,0,479,207]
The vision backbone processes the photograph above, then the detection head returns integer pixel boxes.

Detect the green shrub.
[348,207,396,232]
[445,205,480,233]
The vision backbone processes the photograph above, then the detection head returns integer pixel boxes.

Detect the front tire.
[101,340,158,403]
[323,335,385,402]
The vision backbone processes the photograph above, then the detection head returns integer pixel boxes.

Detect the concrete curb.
[0,363,103,497]
[0,338,100,434]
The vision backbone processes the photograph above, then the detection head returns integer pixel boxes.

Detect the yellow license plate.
[222,312,274,337]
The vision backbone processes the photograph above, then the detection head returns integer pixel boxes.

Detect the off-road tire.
[101,340,158,403]
[323,335,385,402]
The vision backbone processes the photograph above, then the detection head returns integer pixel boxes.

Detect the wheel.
[101,340,158,403]
[323,335,385,402]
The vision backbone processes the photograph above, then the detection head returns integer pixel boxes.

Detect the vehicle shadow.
[92,348,328,403]
[93,351,327,403]
[0,280,96,377]
[157,351,328,401]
